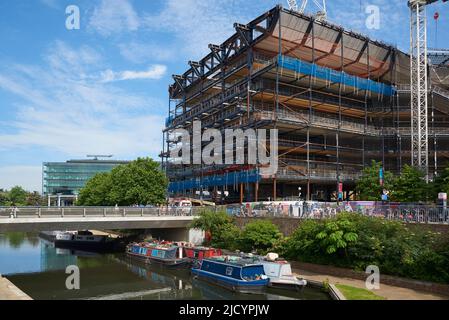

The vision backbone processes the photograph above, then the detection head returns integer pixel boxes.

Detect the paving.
[293,268,449,300]
[0,275,32,300]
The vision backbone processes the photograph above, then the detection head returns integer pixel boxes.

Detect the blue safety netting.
[278,55,395,96]
[165,115,174,127]
[169,169,260,193]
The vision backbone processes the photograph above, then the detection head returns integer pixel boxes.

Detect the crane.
[408,0,446,181]
[287,0,327,21]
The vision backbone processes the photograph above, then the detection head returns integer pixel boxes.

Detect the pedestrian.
[10,204,17,218]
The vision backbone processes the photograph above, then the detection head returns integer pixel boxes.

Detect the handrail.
[0,207,202,219]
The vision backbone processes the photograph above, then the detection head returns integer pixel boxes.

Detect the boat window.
[226,267,233,276]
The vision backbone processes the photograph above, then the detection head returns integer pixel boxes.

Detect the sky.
[0,0,448,192]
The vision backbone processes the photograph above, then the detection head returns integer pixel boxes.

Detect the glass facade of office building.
[42,160,129,195]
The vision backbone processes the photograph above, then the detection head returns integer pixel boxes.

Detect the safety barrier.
[278,55,396,96]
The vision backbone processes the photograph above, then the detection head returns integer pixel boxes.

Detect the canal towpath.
[0,273,32,300]
[292,267,449,300]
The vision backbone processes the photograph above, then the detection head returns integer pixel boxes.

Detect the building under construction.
[161,5,449,203]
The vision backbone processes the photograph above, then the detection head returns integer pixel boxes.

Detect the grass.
[335,284,386,300]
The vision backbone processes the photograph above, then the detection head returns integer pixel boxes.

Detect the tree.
[78,158,168,206]
[77,172,112,206]
[431,165,449,200]
[356,161,394,201]
[8,186,28,206]
[0,190,9,206]
[190,210,240,249]
[108,158,168,206]
[315,216,358,255]
[26,191,44,206]
[239,220,283,254]
[391,165,428,203]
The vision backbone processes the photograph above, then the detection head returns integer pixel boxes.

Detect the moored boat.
[258,253,307,290]
[191,256,269,294]
[184,246,222,265]
[126,241,190,267]
[51,231,118,252]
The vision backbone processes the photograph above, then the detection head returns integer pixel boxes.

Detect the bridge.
[0,207,200,233]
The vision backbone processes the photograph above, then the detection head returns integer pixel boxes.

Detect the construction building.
[161,5,449,203]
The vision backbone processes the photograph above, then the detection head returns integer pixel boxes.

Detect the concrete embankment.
[0,274,32,300]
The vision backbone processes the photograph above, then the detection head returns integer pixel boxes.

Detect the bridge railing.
[0,206,205,219]
[2,204,449,225]
[221,203,449,225]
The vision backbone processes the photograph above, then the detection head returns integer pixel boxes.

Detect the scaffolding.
[162,5,449,204]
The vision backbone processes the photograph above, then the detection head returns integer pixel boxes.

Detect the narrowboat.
[184,246,222,265]
[258,253,307,290]
[126,241,190,267]
[191,256,269,294]
[51,231,118,252]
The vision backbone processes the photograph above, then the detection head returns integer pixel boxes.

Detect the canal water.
[0,233,330,300]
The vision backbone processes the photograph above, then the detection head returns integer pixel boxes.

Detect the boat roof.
[132,242,178,250]
[204,256,263,267]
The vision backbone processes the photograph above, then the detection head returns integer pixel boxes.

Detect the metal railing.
[0,206,204,219]
[223,203,449,225]
[1,204,448,225]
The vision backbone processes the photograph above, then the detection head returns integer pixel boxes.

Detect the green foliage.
[77,158,168,206]
[211,223,242,251]
[190,210,241,250]
[77,173,112,206]
[8,186,28,205]
[0,187,44,206]
[239,220,283,254]
[391,165,428,202]
[431,165,449,199]
[356,161,394,201]
[0,189,10,206]
[284,213,449,284]
[316,217,358,255]
[25,191,44,206]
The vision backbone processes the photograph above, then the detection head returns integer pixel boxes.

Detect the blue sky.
[0,0,448,192]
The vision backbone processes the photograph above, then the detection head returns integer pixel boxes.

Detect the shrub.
[239,220,283,254]
[190,210,240,250]
[285,213,449,284]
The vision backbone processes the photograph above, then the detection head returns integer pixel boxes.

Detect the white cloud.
[118,42,175,63]
[142,0,267,59]
[100,65,167,82]
[0,166,42,192]
[0,41,165,162]
[89,0,140,36]
[40,0,59,9]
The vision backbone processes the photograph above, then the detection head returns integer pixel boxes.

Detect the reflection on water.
[0,233,330,300]
[0,232,40,249]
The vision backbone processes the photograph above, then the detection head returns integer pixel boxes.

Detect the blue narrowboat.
[126,242,190,267]
[191,256,269,293]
